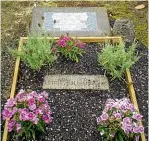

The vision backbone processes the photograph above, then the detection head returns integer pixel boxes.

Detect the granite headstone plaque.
[43,75,109,90]
[30,7,111,36]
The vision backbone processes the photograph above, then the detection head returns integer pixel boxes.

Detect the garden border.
[2,37,146,141]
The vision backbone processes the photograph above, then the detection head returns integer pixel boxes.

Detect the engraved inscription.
[43,75,109,90]
[43,12,98,31]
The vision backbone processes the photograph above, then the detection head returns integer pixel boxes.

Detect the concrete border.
[2,36,145,141]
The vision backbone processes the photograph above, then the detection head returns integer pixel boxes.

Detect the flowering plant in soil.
[2,90,52,140]
[56,34,85,62]
[97,98,144,141]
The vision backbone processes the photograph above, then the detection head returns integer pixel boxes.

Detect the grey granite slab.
[30,7,111,36]
[43,75,109,90]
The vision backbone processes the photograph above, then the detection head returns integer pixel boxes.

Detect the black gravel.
[15,43,128,141]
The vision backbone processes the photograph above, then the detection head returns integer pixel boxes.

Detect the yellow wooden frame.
[2,36,146,141]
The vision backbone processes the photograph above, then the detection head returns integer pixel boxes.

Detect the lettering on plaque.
[43,12,98,31]
[43,75,109,90]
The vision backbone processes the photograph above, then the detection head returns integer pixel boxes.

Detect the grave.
[43,75,109,90]
[30,7,111,36]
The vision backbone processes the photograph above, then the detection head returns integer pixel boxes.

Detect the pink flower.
[5,98,16,108]
[27,112,39,124]
[101,113,109,121]
[113,113,122,118]
[122,124,133,134]
[63,37,71,41]
[42,115,52,123]
[2,90,53,134]
[2,109,13,120]
[39,103,50,113]
[37,95,45,103]
[29,104,36,111]
[79,43,85,48]
[48,110,52,115]
[35,108,43,115]
[106,99,115,104]
[16,123,22,133]
[19,111,28,121]
[28,98,35,106]
[27,112,35,120]
[41,91,48,99]
[132,114,143,121]
[127,104,136,111]
[133,126,144,133]
[19,108,29,113]
[120,105,127,112]
[8,119,16,132]
[114,113,122,119]
[112,102,120,108]
[15,93,26,102]
[97,98,144,140]
[32,117,39,124]
[123,117,132,125]
[138,126,144,133]
[97,117,102,123]
[12,107,18,115]
[103,105,112,113]
[58,40,66,47]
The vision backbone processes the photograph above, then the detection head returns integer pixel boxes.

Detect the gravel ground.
[13,44,128,141]
[129,41,148,139]
[2,42,148,141]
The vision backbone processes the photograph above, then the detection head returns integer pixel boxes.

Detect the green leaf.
[75,57,79,63]
[36,122,45,133]
[8,35,57,70]
[118,133,124,141]
[30,129,36,140]
[98,40,139,80]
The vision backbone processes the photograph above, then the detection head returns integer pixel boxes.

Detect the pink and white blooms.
[2,90,52,139]
[97,98,144,141]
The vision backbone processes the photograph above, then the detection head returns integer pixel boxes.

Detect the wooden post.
[125,69,146,141]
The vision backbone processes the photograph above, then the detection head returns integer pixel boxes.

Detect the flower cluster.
[2,90,52,139]
[97,98,144,141]
[57,34,85,62]
[57,35,85,49]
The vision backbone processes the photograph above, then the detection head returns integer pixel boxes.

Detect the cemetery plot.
[2,37,146,141]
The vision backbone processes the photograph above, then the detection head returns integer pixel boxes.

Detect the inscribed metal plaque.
[43,75,109,90]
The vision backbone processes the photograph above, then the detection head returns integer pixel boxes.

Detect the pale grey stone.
[30,7,111,36]
[43,75,109,90]
[112,19,135,43]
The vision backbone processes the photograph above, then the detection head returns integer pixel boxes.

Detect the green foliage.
[9,36,57,70]
[98,41,140,80]
[58,44,85,63]
[16,119,45,140]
